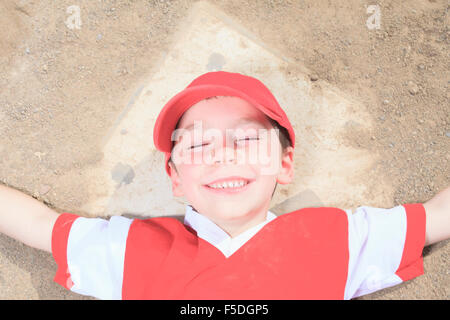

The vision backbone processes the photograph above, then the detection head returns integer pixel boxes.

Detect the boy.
[0,71,449,300]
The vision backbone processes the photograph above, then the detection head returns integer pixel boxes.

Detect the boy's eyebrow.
[180,118,266,131]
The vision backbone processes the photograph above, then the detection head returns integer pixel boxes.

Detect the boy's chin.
[205,202,258,219]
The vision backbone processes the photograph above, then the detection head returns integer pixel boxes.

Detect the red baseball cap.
[153,71,295,176]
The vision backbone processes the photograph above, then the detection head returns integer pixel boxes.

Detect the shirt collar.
[183,205,277,245]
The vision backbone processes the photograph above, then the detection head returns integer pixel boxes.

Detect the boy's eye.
[187,137,259,150]
[188,142,209,150]
[236,137,259,143]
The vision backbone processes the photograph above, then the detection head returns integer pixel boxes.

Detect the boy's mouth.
[203,176,254,194]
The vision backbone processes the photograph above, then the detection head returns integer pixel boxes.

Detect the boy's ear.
[276,146,294,185]
[169,162,184,197]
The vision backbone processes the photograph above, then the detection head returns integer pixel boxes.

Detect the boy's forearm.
[0,184,59,253]
[423,186,450,247]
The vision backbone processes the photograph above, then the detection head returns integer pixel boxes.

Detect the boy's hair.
[167,96,293,198]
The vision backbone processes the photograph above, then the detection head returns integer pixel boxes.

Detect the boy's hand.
[0,184,59,253]
[423,186,450,246]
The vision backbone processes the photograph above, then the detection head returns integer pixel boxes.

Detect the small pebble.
[446,132,450,138]
[408,81,419,95]
[97,33,102,40]
[309,74,319,81]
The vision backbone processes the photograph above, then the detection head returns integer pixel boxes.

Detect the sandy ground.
[0,0,449,299]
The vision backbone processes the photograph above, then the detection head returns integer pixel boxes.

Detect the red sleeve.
[51,212,80,290]
[395,203,426,281]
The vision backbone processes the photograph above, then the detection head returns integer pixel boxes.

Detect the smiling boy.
[0,71,449,300]
[166,95,294,238]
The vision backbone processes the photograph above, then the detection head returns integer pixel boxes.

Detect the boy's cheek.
[259,158,281,176]
[250,144,282,176]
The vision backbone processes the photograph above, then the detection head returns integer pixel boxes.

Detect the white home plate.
[80,1,387,218]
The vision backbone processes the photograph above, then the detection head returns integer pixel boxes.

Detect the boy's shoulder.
[280,206,348,226]
[275,207,348,243]
[125,215,196,247]
[268,207,348,241]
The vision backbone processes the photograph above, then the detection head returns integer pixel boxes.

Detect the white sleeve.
[343,203,426,300]
[65,215,133,300]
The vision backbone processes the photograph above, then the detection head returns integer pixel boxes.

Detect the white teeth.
[208,180,247,189]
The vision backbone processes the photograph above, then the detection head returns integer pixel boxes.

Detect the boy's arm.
[423,185,450,247]
[0,184,59,253]
[0,184,134,299]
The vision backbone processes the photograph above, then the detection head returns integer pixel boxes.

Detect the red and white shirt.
[51,203,426,299]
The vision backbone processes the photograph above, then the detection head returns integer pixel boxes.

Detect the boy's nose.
[210,134,238,164]
[211,146,237,164]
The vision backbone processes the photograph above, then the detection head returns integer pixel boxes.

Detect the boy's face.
[168,96,294,223]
